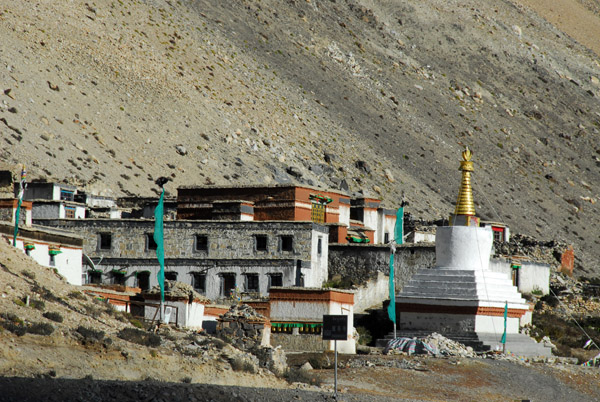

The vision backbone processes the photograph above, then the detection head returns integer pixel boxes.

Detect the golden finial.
[454,147,476,217]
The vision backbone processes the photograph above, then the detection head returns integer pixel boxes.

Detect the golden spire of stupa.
[454,147,476,217]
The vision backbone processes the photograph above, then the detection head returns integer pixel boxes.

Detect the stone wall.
[328,243,435,291]
[35,219,328,299]
[271,333,329,352]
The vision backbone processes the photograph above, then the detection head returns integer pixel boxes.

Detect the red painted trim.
[397,303,526,318]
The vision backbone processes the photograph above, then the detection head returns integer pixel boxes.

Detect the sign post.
[323,314,348,399]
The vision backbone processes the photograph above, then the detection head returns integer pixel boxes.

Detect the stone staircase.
[376,330,553,357]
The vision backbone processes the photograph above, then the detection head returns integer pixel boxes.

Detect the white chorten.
[396,148,530,335]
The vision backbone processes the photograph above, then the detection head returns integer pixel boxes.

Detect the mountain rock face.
[1,0,599,274]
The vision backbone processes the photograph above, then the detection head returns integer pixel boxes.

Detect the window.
[195,235,208,252]
[49,254,56,267]
[493,230,503,242]
[88,270,102,284]
[317,237,322,255]
[255,235,267,251]
[311,202,326,223]
[137,271,150,291]
[64,206,76,218]
[269,273,283,289]
[99,233,112,250]
[221,273,236,297]
[164,271,178,281]
[245,273,259,293]
[280,235,293,252]
[384,232,390,244]
[146,233,157,251]
[192,273,206,294]
[112,272,126,286]
[60,189,74,201]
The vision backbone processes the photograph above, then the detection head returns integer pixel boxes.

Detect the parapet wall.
[328,243,435,291]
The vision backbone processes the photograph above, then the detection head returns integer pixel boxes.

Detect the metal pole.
[334,340,338,399]
[393,322,397,340]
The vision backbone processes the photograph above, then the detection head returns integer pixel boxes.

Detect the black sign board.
[322,315,348,341]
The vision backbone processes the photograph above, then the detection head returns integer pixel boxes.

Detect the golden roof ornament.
[454,146,476,217]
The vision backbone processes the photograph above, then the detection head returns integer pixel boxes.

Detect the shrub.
[27,322,54,336]
[117,327,161,347]
[284,368,322,387]
[68,290,87,300]
[43,311,64,323]
[30,299,46,311]
[22,270,36,279]
[13,298,26,307]
[308,352,333,369]
[230,356,256,374]
[356,326,372,346]
[76,326,105,344]
[31,284,60,303]
[181,376,192,383]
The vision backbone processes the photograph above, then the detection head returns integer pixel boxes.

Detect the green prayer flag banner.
[500,301,508,344]
[154,188,165,303]
[387,207,404,324]
[13,198,22,247]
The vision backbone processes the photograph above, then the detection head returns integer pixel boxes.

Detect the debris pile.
[220,303,266,321]
[217,304,287,376]
[493,234,575,271]
[421,333,477,358]
[217,304,267,350]
[145,280,208,302]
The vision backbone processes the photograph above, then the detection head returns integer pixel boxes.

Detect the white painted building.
[269,287,356,354]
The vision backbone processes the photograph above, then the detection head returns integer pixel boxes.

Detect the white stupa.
[396,148,531,337]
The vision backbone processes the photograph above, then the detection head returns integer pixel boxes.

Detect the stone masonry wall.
[328,243,435,291]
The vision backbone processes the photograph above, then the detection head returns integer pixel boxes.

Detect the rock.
[175,145,187,156]
[355,160,371,174]
[47,81,59,91]
[4,88,15,99]
[339,179,349,192]
[8,107,17,113]
[591,76,600,86]
[512,25,522,38]
[309,164,324,175]
[286,166,303,179]
[384,169,395,183]
[323,153,334,163]
[300,362,313,371]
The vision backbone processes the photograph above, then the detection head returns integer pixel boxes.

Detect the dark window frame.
[254,234,268,252]
[194,234,209,252]
[164,271,178,281]
[99,233,112,250]
[146,233,158,251]
[137,271,150,291]
[268,273,283,289]
[112,272,126,286]
[245,273,259,293]
[317,237,322,255]
[280,235,293,252]
[192,272,207,294]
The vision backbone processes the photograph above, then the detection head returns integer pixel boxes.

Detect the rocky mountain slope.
[1,0,599,274]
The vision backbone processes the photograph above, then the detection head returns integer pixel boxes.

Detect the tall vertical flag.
[500,301,508,345]
[154,187,166,305]
[13,166,27,247]
[387,207,404,326]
